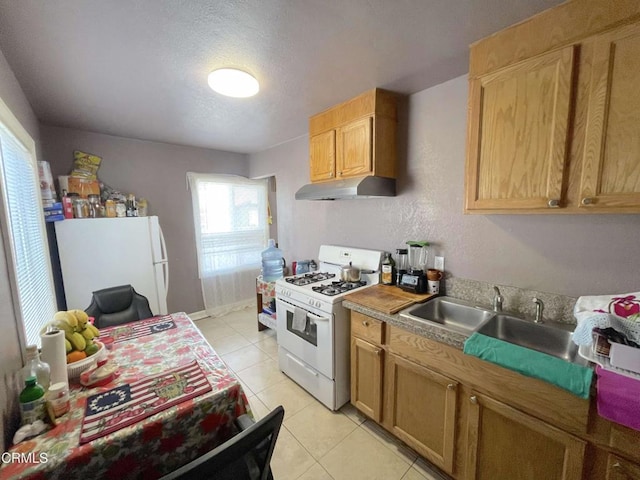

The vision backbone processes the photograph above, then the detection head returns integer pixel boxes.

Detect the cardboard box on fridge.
[68,176,100,198]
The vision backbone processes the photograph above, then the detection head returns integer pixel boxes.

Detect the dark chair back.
[161,405,285,480]
[84,284,154,328]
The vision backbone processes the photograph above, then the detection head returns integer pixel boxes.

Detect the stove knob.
[315,301,321,308]
[308,299,314,305]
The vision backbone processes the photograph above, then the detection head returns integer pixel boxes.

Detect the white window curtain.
[0,98,57,349]
[187,173,269,316]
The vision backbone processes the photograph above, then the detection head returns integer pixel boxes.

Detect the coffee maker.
[398,242,429,294]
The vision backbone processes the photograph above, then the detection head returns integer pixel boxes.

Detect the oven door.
[276,297,334,379]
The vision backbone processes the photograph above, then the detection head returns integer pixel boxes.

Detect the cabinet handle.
[338,171,342,176]
[547,199,560,208]
[470,395,478,404]
[447,383,455,391]
[362,320,369,327]
[375,348,382,356]
[581,197,594,206]
[612,463,621,469]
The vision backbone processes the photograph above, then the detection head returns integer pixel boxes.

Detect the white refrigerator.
[54,216,169,314]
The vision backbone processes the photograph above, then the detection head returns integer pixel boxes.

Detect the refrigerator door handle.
[158,225,169,263]
[163,259,169,296]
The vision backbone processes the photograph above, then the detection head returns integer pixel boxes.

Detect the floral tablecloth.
[0,312,250,480]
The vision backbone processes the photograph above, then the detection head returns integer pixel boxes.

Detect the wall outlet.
[434,256,445,271]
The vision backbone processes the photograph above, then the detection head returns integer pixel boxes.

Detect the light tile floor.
[193,307,449,480]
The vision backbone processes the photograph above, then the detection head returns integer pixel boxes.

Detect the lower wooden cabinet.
[605,455,640,480]
[350,312,640,480]
[385,352,458,474]
[350,336,383,422]
[465,391,585,480]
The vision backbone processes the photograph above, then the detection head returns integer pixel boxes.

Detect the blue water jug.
[261,239,284,281]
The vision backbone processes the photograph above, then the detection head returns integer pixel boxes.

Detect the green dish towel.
[463,332,593,399]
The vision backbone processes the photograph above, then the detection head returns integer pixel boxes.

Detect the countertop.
[343,299,469,349]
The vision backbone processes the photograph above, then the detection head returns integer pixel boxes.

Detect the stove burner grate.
[311,280,367,296]
[285,272,335,286]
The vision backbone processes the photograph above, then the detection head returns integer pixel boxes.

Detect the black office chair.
[84,284,154,328]
[160,405,284,480]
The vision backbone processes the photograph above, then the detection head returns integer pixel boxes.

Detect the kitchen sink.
[476,314,587,365]
[399,296,495,334]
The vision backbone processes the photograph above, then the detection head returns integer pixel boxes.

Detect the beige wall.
[40,126,250,315]
[0,48,41,452]
[249,75,640,298]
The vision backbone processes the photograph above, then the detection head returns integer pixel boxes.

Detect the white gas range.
[276,245,384,410]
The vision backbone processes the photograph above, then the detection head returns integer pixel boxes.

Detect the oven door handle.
[286,353,319,377]
[305,310,329,322]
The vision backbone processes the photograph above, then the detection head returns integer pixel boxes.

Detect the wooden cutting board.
[344,284,435,314]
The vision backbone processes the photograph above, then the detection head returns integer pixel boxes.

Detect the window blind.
[0,117,56,348]
[187,173,268,278]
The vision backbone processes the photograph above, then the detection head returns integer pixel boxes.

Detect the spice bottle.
[19,376,46,425]
[381,252,396,285]
[105,199,116,218]
[22,345,50,391]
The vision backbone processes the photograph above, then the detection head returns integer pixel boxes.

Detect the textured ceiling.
[0,0,563,154]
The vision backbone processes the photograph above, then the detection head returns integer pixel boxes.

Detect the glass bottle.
[22,345,50,391]
[381,252,396,285]
[19,376,46,425]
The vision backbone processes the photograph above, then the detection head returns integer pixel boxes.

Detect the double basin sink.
[399,296,585,365]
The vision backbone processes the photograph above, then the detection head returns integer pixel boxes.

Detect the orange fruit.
[67,350,87,364]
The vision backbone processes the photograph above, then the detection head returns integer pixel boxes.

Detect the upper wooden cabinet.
[465,0,640,214]
[466,46,576,211]
[309,89,397,183]
[580,23,640,211]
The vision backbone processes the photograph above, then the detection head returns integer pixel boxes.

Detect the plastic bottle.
[22,345,50,392]
[19,376,46,425]
[261,239,284,281]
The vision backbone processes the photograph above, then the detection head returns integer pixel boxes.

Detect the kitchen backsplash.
[443,276,577,325]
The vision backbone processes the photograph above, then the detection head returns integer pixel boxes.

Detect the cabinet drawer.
[351,312,384,345]
[610,424,640,464]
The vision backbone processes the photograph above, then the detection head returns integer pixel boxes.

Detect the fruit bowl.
[67,341,106,380]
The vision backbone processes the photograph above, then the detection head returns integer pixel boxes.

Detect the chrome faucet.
[533,297,544,323]
[492,286,503,312]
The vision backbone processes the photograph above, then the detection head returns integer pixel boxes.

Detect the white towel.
[292,307,307,333]
[572,291,640,345]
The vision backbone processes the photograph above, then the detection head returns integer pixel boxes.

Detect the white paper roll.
[40,330,69,389]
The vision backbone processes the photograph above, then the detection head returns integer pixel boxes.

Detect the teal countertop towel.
[463,332,593,399]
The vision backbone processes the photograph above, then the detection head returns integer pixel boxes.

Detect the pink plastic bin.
[596,366,640,431]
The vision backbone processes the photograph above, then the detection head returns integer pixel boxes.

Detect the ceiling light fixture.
[207,68,259,98]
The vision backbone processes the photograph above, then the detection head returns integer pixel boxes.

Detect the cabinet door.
[580,23,640,210]
[465,45,575,211]
[310,130,336,182]
[350,336,383,422]
[385,353,457,474]
[606,454,640,480]
[336,117,373,178]
[466,392,585,480]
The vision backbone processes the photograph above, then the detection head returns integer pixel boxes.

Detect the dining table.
[0,312,251,480]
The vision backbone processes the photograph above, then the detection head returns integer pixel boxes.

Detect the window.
[0,97,57,348]
[187,173,268,277]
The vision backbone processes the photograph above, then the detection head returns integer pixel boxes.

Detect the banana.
[68,332,86,351]
[81,328,95,341]
[71,309,89,329]
[54,311,77,330]
[86,323,100,337]
[64,338,72,353]
[52,319,75,337]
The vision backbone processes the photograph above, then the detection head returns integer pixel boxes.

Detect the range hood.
[295,176,396,200]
